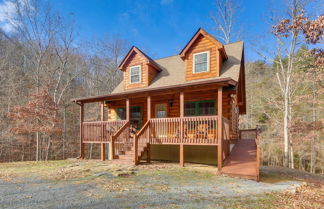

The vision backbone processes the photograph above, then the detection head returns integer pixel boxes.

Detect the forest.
[0,0,323,174]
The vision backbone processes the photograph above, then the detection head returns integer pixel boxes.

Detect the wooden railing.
[239,129,257,140]
[239,127,261,181]
[111,121,130,158]
[230,103,239,138]
[222,118,230,159]
[150,116,218,145]
[82,120,127,143]
[134,121,150,164]
[255,126,261,181]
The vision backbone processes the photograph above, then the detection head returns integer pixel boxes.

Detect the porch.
[77,84,237,171]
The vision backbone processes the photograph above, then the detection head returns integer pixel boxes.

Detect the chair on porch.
[174,124,189,141]
[195,123,209,140]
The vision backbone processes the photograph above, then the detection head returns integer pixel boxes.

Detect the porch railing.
[111,121,130,158]
[239,127,261,181]
[222,118,230,159]
[150,116,218,145]
[82,120,127,143]
[239,128,257,140]
[134,121,150,164]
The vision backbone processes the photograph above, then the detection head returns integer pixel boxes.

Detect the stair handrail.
[134,120,150,165]
[111,121,130,159]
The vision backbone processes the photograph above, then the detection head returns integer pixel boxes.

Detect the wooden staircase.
[116,144,148,163]
[114,139,149,164]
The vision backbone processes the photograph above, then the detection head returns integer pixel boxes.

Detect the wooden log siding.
[82,120,127,143]
[184,34,222,81]
[150,116,218,145]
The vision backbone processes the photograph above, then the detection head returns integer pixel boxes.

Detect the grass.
[0,160,323,208]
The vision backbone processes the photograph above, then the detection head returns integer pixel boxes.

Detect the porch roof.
[71,41,243,104]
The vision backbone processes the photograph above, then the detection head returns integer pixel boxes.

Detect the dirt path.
[0,160,322,209]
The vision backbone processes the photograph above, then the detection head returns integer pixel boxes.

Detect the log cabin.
[72,28,260,180]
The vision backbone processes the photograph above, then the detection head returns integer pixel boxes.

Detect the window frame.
[129,65,141,84]
[184,100,216,116]
[192,51,210,74]
[116,106,142,128]
[154,103,168,118]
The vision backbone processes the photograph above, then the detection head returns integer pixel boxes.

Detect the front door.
[130,106,142,129]
[155,103,167,118]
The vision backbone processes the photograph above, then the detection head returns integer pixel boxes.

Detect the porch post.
[126,98,130,121]
[180,92,184,167]
[100,101,106,161]
[217,87,223,171]
[147,96,151,163]
[80,103,85,159]
[107,104,113,160]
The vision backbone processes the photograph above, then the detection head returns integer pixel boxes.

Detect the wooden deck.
[222,139,259,181]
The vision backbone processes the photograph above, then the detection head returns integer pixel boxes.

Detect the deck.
[222,139,259,180]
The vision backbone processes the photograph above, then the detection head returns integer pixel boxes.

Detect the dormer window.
[130,65,141,83]
[193,51,209,73]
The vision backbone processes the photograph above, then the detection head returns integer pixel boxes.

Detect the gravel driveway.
[0,161,306,209]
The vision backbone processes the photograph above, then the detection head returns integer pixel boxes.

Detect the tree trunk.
[36,132,39,161]
[63,106,66,159]
[45,136,51,161]
[283,90,289,167]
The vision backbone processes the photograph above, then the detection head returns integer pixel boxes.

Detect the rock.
[93,172,108,177]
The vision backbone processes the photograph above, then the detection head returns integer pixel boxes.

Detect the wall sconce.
[168,99,173,107]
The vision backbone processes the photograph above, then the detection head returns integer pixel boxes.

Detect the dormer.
[180,28,227,81]
[119,46,161,90]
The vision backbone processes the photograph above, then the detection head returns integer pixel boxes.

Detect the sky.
[0,0,322,61]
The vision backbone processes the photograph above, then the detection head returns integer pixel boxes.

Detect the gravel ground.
[0,161,307,209]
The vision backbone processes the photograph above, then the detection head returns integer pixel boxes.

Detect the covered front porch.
[74,80,239,170]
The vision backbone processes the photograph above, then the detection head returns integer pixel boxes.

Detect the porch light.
[168,99,173,107]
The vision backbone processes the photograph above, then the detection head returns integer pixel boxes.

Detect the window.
[184,100,215,116]
[117,108,126,120]
[193,51,209,73]
[130,65,141,83]
[198,102,215,115]
[184,102,196,116]
[116,106,142,129]
[155,104,167,118]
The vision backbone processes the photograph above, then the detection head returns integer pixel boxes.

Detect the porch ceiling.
[71,77,236,104]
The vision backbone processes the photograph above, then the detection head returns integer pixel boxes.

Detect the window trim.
[184,100,216,116]
[129,65,141,84]
[154,103,168,118]
[117,106,142,128]
[192,51,210,74]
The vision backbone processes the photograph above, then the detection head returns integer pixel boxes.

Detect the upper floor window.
[193,51,209,73]
[130,65,141,83]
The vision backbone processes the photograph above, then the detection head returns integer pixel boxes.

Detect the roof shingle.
[112,41,243,94]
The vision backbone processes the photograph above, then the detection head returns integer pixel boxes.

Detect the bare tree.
[271,0,323,168]
[210,0,241,44]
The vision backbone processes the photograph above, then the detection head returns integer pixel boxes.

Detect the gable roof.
[179,28,228,60]
[118,46,161,71]
[111,41,243,94]
[72,41,244,103]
